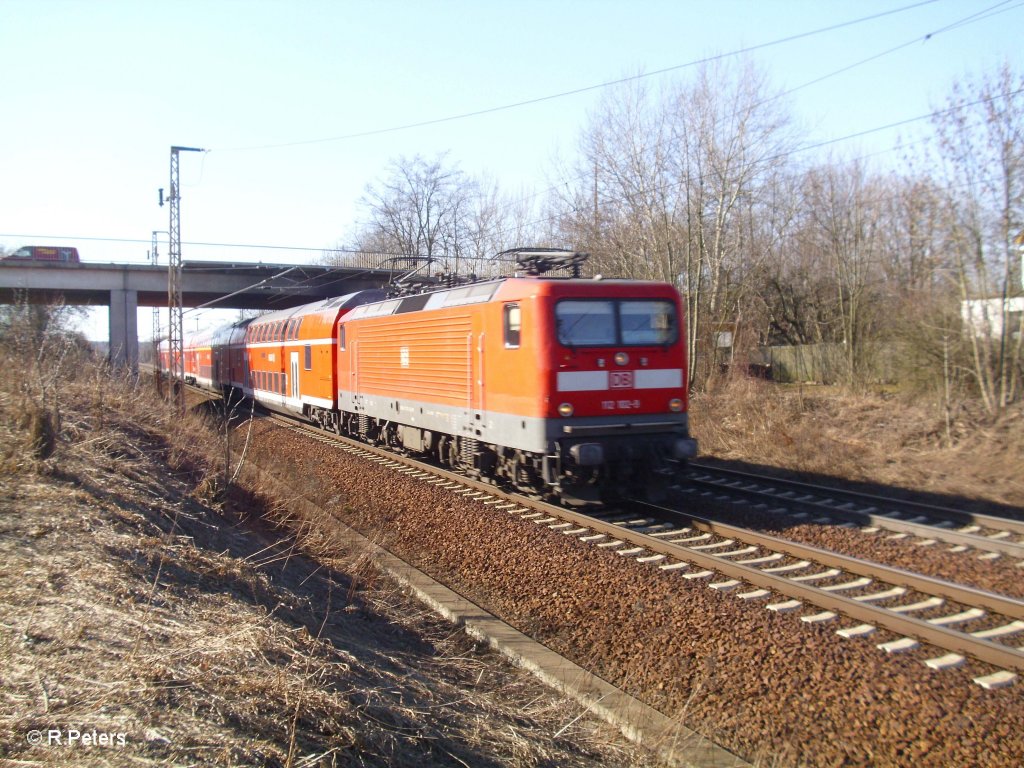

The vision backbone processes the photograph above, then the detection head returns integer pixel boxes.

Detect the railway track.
[685,462,1024,560]
[262,410,1023,691]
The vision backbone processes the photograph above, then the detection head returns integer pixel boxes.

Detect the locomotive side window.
[503,304,521,348]
[556,300,616,346]
[339,324,346,351]
[304,344,312,370]
[620,300,677,345]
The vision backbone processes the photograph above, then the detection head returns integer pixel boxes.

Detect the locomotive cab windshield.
[555,298,678,347]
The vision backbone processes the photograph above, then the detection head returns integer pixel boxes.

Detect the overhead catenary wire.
[479,0,1023,236]
[7,2,1022,280]
[489,84,1024,246]
[8,2,1018,253]
[25,2,1014,346]
[214,0,943,153]
[5,77,1020,271]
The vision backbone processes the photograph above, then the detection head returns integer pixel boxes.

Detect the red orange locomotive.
[167,250,697,504]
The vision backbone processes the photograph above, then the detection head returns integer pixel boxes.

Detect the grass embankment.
[692,376,1024,510]
[0,356,651,767]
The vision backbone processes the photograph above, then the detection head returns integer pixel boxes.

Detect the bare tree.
[927,63,1024,412]
[796,159,891,384]
[550,74,683,282]
[353,154,545,277]
[553,58,798,387]
[354,153,475,263]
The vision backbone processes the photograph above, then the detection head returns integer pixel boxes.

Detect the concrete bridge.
[0,259,402,369]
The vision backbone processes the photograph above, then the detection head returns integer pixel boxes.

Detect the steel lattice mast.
[164,145,204,414]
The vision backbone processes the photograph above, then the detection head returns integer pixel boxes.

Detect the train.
[163,249,697,504]
[3,245,81,263]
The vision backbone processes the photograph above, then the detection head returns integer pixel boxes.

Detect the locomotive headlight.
[558,402,574,417]
[668,398,684,412]
[614,352,629,366]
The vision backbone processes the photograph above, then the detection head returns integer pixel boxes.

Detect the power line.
[498,85,1024,242]
[770,1,1022,104]
[7,85,1018,268]
[217,0,940,152]
[480,0,1022,228]
[10,5,1022,272]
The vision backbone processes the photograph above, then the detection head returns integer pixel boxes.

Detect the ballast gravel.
[246,421,1024,768]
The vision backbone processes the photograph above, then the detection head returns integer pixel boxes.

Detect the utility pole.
[160,145,204,414]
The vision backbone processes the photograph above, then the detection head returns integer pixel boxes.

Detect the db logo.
[610,371,634,389]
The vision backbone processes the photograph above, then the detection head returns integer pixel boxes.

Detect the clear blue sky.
[0,0,1020,339]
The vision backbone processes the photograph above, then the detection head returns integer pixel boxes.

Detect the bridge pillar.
[108,289,138,371]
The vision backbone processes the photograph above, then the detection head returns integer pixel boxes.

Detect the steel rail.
[637,498,1024,619]
[686,468,1024,559]
[690,461,1024,535]
[267,414,1024,674]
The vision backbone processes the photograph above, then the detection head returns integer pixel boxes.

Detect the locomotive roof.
[180,275,677,348]
[344,275,679,322]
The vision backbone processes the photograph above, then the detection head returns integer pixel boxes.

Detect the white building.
[961,296,1024,340]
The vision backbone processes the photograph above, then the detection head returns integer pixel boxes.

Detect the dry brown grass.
[0,343,655,766]
[691,374,1024,508]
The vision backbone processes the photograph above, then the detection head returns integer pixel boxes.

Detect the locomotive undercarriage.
[318,407,683,506]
